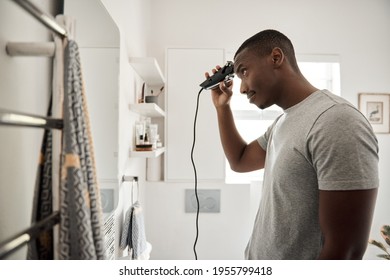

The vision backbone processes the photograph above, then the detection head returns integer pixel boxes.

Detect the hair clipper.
[200,61,234,90]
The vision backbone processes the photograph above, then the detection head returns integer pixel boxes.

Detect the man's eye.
[241,69,247,76]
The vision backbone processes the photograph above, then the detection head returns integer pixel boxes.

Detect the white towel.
[118,242,152,260]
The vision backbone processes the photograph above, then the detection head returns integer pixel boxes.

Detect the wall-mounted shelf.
[129,103,165,118]
[129,57,165,86]
[128,57,166,178]
[129,147,165,158]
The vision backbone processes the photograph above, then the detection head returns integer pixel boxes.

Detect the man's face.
[234,48,280,109]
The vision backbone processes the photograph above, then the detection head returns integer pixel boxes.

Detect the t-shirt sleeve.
[257,115,282,151]
[308,104,379,191]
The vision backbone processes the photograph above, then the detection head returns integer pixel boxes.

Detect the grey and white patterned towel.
[120,202,148,259]
[27,113,54,259]
[59,40,105,260]
[120,206,133,250]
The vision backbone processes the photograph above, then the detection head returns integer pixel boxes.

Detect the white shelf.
[129,57,165,86]
[129,147,165,158]
[129,103,165,118]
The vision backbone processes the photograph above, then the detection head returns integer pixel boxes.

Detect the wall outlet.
[185,189,220,213]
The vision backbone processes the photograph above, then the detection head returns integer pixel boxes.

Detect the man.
[206,29,379,259]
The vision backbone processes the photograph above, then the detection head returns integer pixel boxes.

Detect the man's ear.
[271,47,284,67]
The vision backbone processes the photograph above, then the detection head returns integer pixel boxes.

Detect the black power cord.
[191,88,204,260]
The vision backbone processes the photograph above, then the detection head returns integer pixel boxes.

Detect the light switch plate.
[185,189,220,213]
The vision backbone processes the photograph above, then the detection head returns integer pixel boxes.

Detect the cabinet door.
[80,48,119,180]
[65,0,120,181]
[166,48,225,181]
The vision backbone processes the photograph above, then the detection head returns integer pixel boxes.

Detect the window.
[225,55,340,184]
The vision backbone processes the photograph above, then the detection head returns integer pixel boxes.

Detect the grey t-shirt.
[245,89,379,260]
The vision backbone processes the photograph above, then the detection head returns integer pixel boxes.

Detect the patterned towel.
[27,103,54,259]
[120,202,148,259]
[59,40,105,260]
[120,206,133,251]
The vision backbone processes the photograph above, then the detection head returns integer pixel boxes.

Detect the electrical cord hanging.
[191,87,204,260]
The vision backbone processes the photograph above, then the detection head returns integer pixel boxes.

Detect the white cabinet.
[80,48,119,179]
[65,0,120,182]
[165,48,226,182]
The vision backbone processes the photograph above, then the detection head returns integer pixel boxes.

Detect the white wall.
[144,0,390,259]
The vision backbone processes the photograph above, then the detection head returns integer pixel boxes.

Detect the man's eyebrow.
[234,63,242,75]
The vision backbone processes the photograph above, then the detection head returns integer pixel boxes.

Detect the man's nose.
[240,81,248,94]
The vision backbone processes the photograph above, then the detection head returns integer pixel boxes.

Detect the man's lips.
[247,92,256,101]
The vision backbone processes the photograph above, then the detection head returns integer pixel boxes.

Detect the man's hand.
[205,65,234,108]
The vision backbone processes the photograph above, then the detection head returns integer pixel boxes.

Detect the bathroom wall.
[145,0,390,259]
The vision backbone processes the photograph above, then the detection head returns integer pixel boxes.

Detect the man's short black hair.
[235,29,299,71]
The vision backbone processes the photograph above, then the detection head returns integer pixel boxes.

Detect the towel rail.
[122,175,138,182]
[6,42,56,57]
[0,0,66,260]
[0,108,63,130]
[0,211,60,259]
[11,0,67,38]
